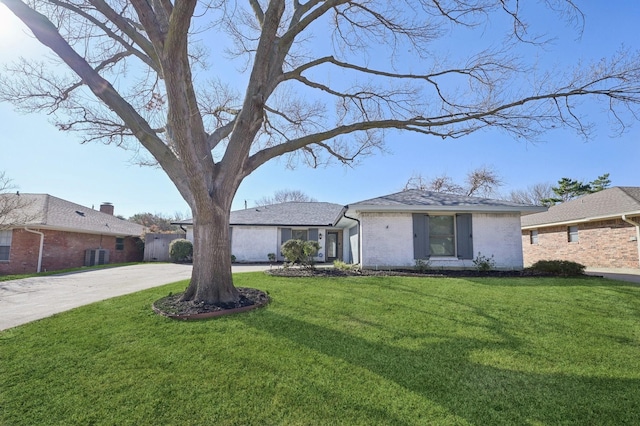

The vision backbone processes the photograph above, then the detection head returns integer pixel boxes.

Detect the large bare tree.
[254,189,317,206]
[404,166,503,197]
[508,183,554,206]
[1,0,640,304]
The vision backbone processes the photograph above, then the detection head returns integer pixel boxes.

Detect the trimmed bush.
[528,260,586,276]
[281,239,321,267]
[334,260,360,272]
[169,238,193,263]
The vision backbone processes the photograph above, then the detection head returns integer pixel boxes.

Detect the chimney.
[100,202,114,215]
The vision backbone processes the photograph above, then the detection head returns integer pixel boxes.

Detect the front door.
[326,231,339,262]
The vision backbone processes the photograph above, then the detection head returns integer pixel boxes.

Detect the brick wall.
[0,228,143,275]
[522,217,640,269]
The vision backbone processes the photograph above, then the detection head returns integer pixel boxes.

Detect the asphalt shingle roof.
[349,189,544,213]
[1,193,144,236]
[521,187,640,228]
[176,202,345,227]
[231,202,344,226]
[173,191,547,228]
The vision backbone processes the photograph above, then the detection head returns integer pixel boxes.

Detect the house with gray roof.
[175,202,347,263]
[177,190,544,269]
[0,194,144,275]
[521,187,640,270]
[341,189,545,270]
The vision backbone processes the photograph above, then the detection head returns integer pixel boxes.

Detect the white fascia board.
[521,210,640,230]
[334,215,358,228]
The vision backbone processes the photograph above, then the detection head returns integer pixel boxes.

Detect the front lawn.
[1,273,639,425]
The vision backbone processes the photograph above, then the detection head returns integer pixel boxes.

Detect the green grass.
[1,274,639,425]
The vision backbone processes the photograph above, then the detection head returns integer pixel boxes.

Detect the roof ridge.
[617,186,640,204]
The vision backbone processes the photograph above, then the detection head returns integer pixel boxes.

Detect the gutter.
[341,206,361,265]
[24,227,44,273]
[622,214,640,268]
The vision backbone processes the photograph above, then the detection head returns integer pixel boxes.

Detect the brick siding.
[0,228,143,275]
[522,216,640,269]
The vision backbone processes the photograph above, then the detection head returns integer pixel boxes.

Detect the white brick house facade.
[175,190,543,269]
[346,190,543,270]
[356,211,526,269]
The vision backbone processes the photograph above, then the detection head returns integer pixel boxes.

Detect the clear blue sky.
[0,2,638,219]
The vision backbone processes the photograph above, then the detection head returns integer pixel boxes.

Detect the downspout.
[24,227,44,273]
[622,215,640,268]
[342,206,361,265]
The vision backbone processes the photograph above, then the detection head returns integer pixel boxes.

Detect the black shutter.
[413,214,430,259]
[456,214,473,260]
[281,228,292,242]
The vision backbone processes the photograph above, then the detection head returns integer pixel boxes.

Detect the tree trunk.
[180,203,239,304]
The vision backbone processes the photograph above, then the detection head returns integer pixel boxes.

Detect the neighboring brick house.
[521,187,640,270]
[0,194,144,275]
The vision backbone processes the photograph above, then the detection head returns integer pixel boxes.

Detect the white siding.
[359,211,524,270]
[346,225,359,264]
[185,227,194,242]
[232,226,277,263]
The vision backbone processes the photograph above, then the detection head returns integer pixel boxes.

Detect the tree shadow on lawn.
[238,307,640,425]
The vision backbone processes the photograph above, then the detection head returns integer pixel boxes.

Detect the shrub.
[231,254,236,263]
[473,252,496,272]
[528,260,586,276]
[268,253,276,262]
[281,239,321,268]
[169,239,193,263]
[334,260,359,271]
[414,258,431,273]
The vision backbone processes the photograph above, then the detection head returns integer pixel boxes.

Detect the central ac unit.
[85,249,110,266]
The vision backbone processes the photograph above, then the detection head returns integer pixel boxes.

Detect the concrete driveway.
[0,263,270,331]
[585,267,640,285]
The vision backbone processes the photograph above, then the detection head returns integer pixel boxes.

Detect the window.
[0,230,12,261]
[568,226,579,243]
[530,230,539,245]
[115,237,125,251]
[292,229,308,241]
[429,215,455,256]
[413,214,473,260]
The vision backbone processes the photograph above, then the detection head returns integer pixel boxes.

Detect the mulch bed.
[153,287,270,320]
[265,267,555,278]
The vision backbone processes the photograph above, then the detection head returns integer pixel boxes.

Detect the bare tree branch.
[0,172,38,231]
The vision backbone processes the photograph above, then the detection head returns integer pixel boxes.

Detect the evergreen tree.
[541,174,610,205]
[589,174,611,192]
